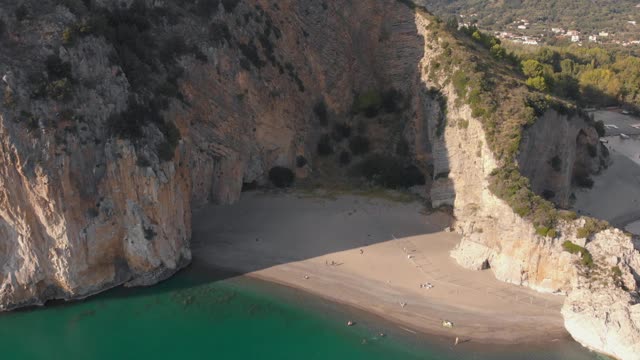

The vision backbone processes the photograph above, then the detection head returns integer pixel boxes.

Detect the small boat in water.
[620,133,630,139]
[442,320,454,328]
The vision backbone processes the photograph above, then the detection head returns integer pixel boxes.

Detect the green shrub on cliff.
[526,76,549,92]
[317,134,333,156]
[349,136,370,156]
[488,166,557,229]
[313,101,328,126]
[562,241,594,268]
[535,226,557,238]
[46,79,72,101]
[353,155,425,189]
[576,218,609,239]
[415,14,612,238]
[353,90,382,118]
[452,70,469,98]
[352,88,403,118]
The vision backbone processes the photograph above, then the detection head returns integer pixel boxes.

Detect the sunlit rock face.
[0,0,435,309]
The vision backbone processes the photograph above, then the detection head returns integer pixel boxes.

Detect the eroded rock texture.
[1,1,640,359]
[0,0,433,309]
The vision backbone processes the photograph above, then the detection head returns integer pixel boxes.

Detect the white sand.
[573,136,640,231]
[192,191,567,344]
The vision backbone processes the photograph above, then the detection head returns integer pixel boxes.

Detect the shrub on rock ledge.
[269,166,295,188]
[353,155,425,189]
[317,134,333,156]
[576,218,609,239]
[339,151,352,166]
[313,101,328,126]
[296,155,307,168]
[562,241,594,268]
[349,136,370,155]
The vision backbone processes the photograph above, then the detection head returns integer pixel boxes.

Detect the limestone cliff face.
[0,0,428,309]
[412,17,640,360]
[518,110,605,208]
[562,227,640,360]
[444,108,604,293]
[438,83,640,359]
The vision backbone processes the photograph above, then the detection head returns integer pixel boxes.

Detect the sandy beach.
[573,135,640,232]
[192,190,567,344]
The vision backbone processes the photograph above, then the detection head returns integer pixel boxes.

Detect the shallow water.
[0,266,604,360]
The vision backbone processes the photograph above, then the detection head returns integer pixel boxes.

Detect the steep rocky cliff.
[1,1,639,359]
[0,0,433,309]
[409,5,640,358]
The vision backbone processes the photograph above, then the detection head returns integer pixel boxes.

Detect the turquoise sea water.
[0,266,605,360]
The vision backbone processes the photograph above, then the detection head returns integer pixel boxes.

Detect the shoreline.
[244,270,573,346]
[192,190,569,346]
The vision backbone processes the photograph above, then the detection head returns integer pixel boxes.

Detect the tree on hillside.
[522,59,544,78]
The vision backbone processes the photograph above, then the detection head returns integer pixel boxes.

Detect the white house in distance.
[589,35,598,42]
[599,31,610,37]
[571,35,581,42]
[629,21,637,26]
[551,27,565,34]
[567,30,580,36]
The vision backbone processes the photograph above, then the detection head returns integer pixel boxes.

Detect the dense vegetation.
[46,0,209,161]
[311,82,424,190]
[268,166,295,188]
[352,154,425,189]
[562,240,594,268]
[22,0,301,164]
[576,218,610,239]
[514,46,640,110]
[420,0,640,37]
[409,1,602,236]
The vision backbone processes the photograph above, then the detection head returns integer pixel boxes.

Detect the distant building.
[588,35,598,42]
[518,25,527,30]
[599,31,610,37]
[567,30,580,36]
[523,40,539,45]
[629,21,637,26]
[571,35,580,42]
[551,28,565,34]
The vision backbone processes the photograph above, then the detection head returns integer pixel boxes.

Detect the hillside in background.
[419,0,639,36]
